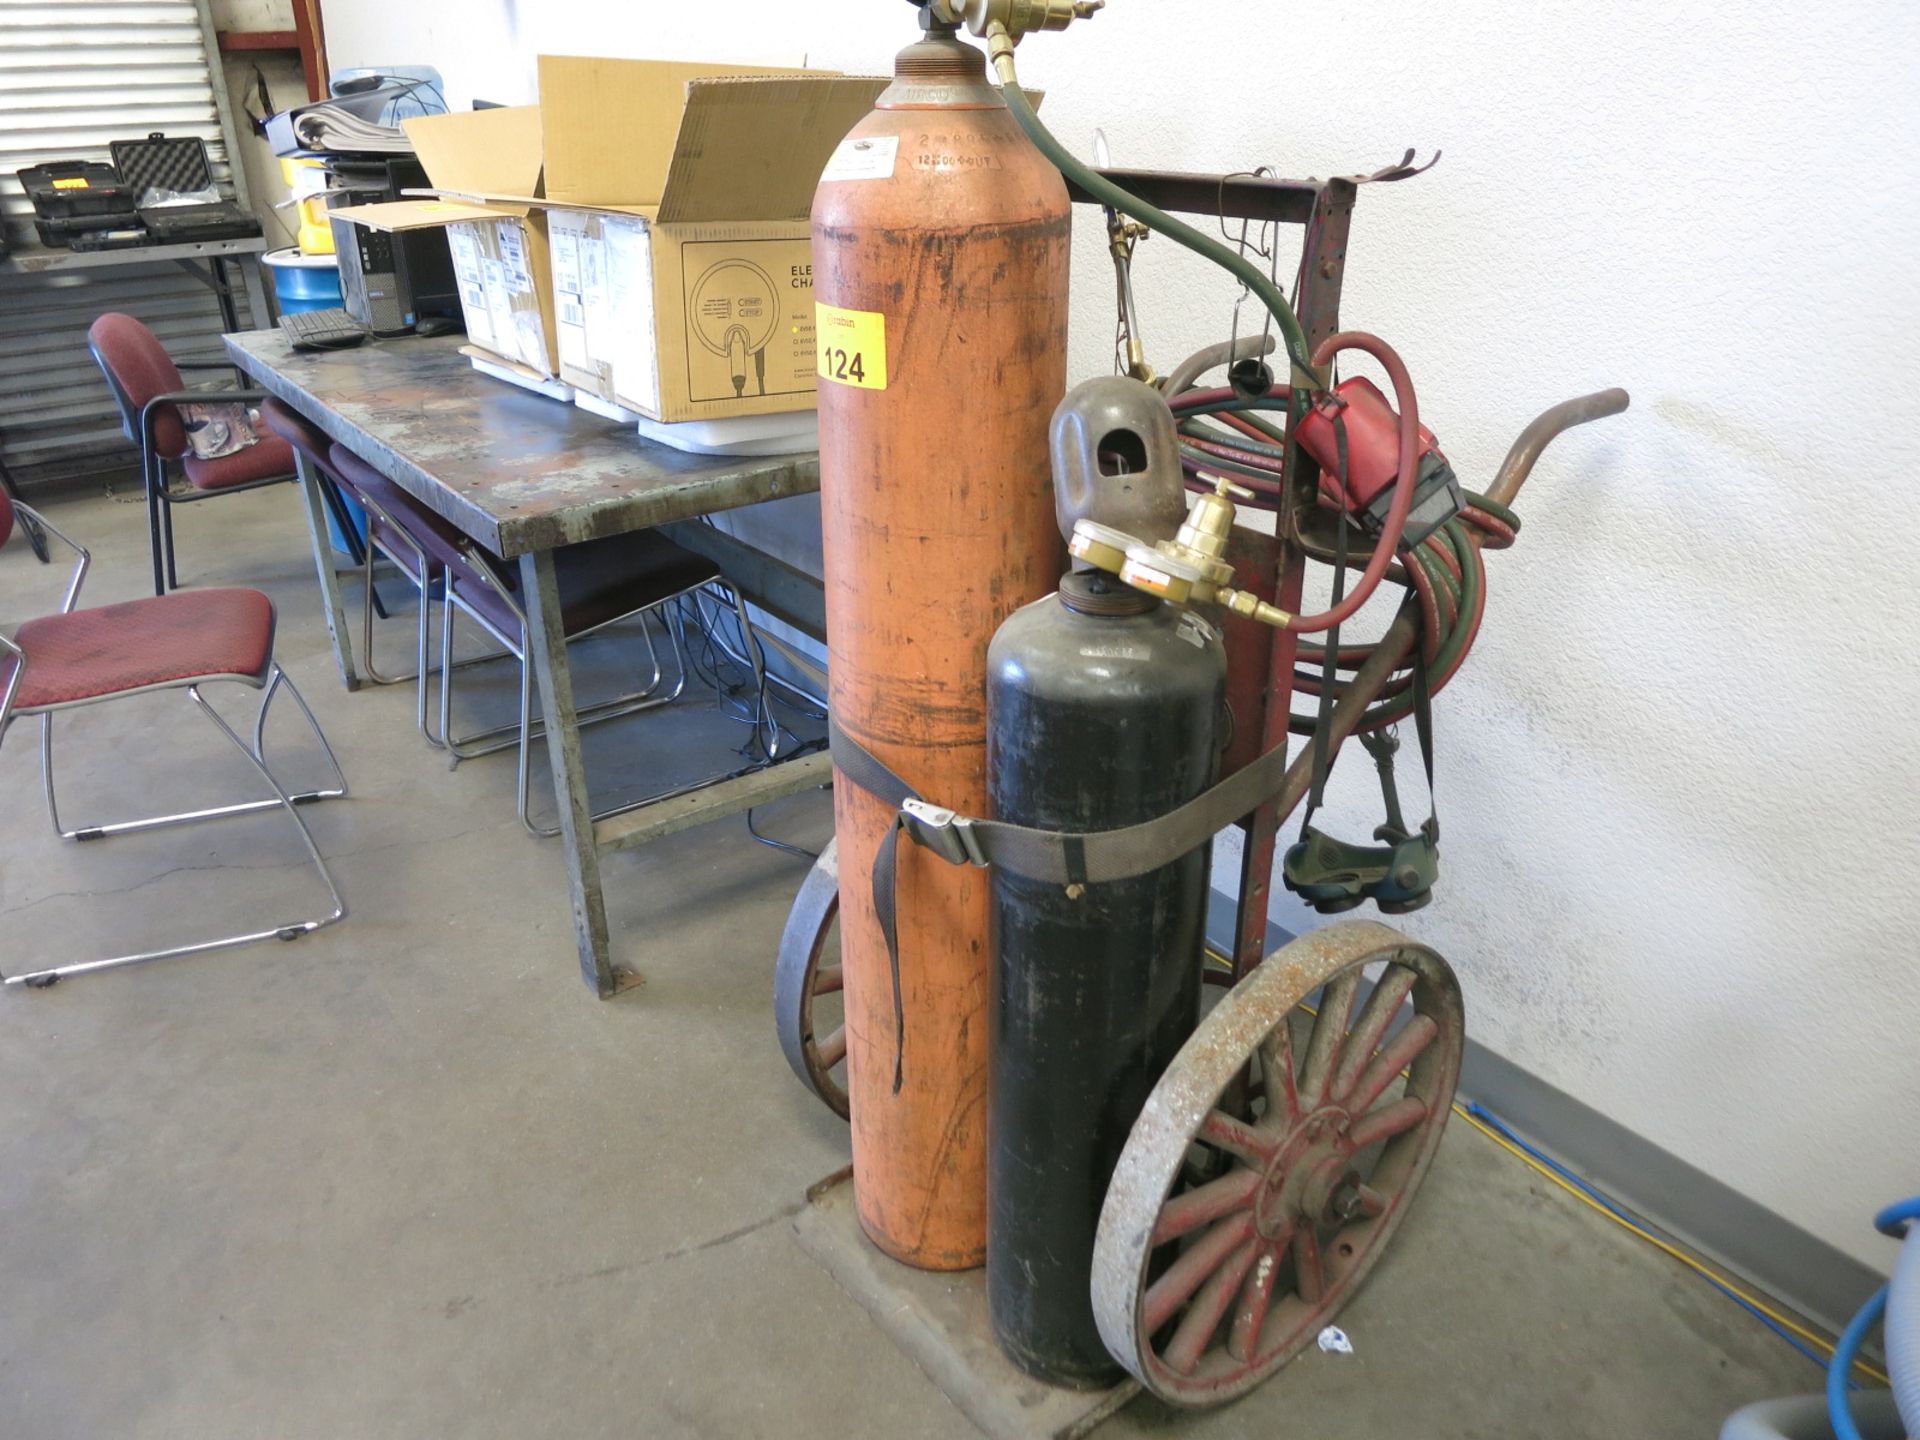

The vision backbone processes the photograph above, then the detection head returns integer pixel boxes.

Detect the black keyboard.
[279,308,369,351]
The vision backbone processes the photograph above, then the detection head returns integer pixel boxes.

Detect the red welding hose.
[1423,531,1463,583]
[1183,432,1290,473]
[1406,550,1445,664]
[1462,505,1516,549]
[1293,533,1489,715]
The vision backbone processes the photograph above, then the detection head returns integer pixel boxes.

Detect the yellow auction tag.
[51,178,89,190]
[815,302,888,390]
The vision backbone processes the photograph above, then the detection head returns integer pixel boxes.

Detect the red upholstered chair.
[0,487,347,987]
[87,313,297,597]
[258,400,440,728]
[326,444,777,838]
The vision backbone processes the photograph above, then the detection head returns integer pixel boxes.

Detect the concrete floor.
[0,483,1814,1439]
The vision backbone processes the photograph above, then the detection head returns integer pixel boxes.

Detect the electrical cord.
[1460,1102,1889,1388]
[746,803,822,861]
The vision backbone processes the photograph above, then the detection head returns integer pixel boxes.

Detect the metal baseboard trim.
[1205,891,1883,1336]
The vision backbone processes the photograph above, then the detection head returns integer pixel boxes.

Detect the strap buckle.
[1310,388,1350,422]
[900,799,989,868]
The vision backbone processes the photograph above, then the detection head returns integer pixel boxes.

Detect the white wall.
[322,0,1920,1273]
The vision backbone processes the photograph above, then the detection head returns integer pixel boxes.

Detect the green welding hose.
[1175,444,1288,487]
[1464,490,1521,532]
[1179,418,1291,462]
[1292,520,1482,733]
[1227,409,1292,447]
[1176,397,1295,423]
[1348,522,1482,731]
[994,69,1318,385]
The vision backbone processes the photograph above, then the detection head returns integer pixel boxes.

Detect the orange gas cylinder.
[812,19,1070,1270]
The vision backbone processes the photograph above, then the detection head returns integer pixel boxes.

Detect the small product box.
[530,56,886,423]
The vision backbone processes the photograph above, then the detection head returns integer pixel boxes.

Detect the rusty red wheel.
[774,838,849,1119]
[1091,919,1463,1407]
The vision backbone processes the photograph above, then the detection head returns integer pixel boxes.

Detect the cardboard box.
[530,56,886,423]
[331,105,561,379]
[549,207,643,405]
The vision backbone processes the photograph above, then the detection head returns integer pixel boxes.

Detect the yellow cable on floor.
[1449,1103,1890,1388]
[1200,945,1891,1386]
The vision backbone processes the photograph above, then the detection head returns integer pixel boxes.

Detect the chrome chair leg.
[514,638,538,835]
[635,617,665,698]
[434,574,762,838]
[357,550,435,690]
[415,557,443,748]
[443,611,684,765]
[160,491,179,592]
[41,664,347,843]
[6,668,349,988]
[437,588,458,760]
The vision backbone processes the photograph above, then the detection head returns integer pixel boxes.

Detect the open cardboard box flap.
[329,197,510,231]
[332,107,548,230]
[531,56,886,222]
[658,75,890,223]
[403,104,545,217]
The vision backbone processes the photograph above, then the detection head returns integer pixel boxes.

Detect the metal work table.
[224,328,831,997]
[4,235,270,335]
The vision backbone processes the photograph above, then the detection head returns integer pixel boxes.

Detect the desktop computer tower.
[326,157,459,335]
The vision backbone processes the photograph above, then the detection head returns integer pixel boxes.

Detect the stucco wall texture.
[323,1,1920,1272]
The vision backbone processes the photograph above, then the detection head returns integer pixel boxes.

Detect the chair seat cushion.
[453,530,725,647]
[3,588,275,711]
[182,434,296,491]
[511,530,726,637]
[327,440,721,643]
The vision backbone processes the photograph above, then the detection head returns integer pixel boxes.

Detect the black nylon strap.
[1062,835,1088,888]
[1412,634,1439,842]
[828,718,917,1094]
[1300,412,1351,840]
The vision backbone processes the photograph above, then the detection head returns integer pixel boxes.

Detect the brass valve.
[1166,475,1242,586]
[1068,475,1296,628]
[929,0,1102,43]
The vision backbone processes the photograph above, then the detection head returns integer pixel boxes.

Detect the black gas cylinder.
[985,569,1226,1387]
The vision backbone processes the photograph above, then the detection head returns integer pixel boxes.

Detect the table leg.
[294,452,362,692]
[208,256,242,334]
[239,254,270,328]
[520,549,619,998]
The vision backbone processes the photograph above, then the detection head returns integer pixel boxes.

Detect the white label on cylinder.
[820,134,899,183]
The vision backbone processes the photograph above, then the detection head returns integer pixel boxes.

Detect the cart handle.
[1488,387,1630,510]
[1261,386,1629,827]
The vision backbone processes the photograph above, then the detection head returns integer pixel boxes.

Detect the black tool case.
[68,225,152,253]
[109,132,261,243]
[17,161,139,246]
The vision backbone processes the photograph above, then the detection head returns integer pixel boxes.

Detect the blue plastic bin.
[262,247,342,314]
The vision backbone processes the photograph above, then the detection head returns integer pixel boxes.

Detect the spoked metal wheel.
[1091,918,1464,1407]
[774,837,848,1118]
